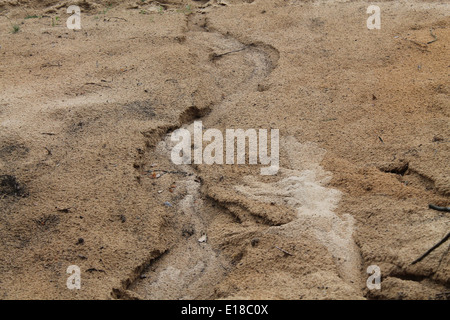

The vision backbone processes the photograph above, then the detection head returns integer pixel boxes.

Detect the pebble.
[198,234,207,243]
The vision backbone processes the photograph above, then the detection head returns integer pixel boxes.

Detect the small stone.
[198,234,207,243]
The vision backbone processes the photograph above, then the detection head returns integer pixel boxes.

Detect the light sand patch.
[235,136,361,284]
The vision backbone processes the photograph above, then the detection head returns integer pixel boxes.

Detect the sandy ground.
[0,0,449,299]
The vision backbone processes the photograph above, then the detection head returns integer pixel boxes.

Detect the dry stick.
[275,246,294,256]
[411,232,450,265]
[429,204,450,213]
[427,28,438,44]
[212,47,247,59]
[404,28,438,49]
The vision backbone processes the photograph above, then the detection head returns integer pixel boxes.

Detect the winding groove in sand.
[113,12,281,299]
[119,10,361,299]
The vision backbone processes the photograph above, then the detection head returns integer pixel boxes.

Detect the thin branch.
[427,28,438,44]
[275,246,294,256]
[211,47,247,60]
[429,204,450,212]
[411,232,450,265]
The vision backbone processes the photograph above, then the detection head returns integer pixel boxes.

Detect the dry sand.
[0,0,449,299]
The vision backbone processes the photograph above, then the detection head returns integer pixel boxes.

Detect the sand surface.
[0,0,449,299]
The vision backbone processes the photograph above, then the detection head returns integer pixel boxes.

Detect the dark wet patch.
[0,175,27,197]
[0,144,29,161]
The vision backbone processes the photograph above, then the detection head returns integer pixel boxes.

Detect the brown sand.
[0,0,448,299]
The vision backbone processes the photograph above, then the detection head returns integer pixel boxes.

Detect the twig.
[429,204,450,212]
[211,47,246,59]
[41,132,56,136]
[275,246,294,256]
[402,28,438,50]
[427,28,438,44]
[411,232,450,265]
[405,38,429,50]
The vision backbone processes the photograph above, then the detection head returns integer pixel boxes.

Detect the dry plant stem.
[429,204,450,213]
[411,232,450,265]
[275,246,294,256]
